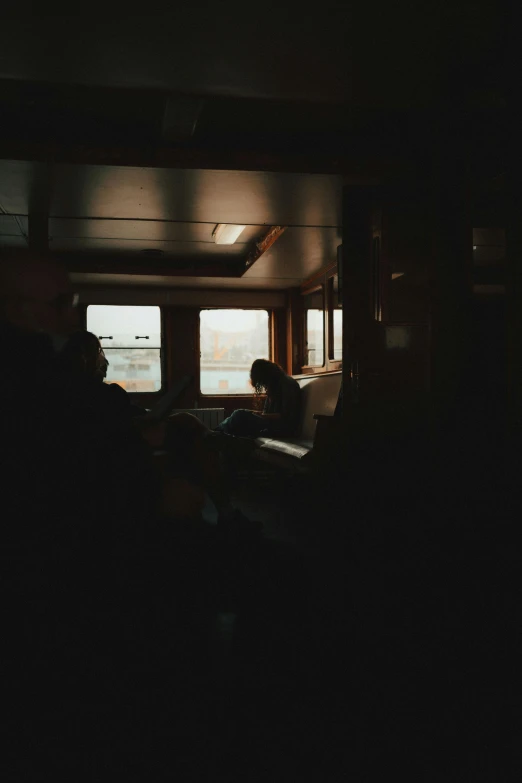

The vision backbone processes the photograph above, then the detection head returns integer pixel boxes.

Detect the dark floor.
[4,469,342,781]
[4,445,519,781]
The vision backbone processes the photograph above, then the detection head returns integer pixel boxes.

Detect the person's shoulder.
[285,374,301,390]
[103,382,131,406]
[105,382,128,397]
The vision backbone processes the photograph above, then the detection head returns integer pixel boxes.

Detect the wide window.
[303,287,325,367]
[200,309,269,395]
[87,305,162,392]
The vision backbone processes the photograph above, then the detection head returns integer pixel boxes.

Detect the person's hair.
[58,330,101,376]
[250,359,285,397]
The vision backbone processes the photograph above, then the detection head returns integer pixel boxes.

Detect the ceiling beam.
[60,254,244,279]
[0,139,404,177]
[243,226,287,273]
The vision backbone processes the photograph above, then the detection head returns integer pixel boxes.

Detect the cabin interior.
[0,4,514,780]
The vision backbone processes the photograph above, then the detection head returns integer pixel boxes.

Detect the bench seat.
[255,436,314,463]
[252,371,342,471]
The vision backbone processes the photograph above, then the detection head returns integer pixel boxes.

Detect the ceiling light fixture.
[213,224,246,245]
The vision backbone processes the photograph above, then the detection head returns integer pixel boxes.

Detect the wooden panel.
[71,272,301,290]
[78,286,285,308]
[48,218,262,243]
[0,10,349,102]
[243,226,341,282]
[0,161,341,227]
[0,7,502,106]
[286,288,303,375]
[49,237,247,257]
[47,165,341,226]
[133,303,281,412]
[164,307,200,409]
[272,308,287,370]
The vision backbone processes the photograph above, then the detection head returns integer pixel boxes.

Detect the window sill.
[199,393,256,398]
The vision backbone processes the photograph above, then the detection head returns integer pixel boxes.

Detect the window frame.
[327,273,343,364]
[198,306,272,397]
[300,261,342,374]
[301,283,326,371]
[86,303,165,394]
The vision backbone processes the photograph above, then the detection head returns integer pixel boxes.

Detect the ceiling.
[0,2,503,106]
[0,159,342,289]
[0,3,505,290]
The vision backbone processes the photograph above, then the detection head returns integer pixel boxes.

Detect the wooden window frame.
[301,283,326,373]
[197,306,274,398]
[85,302,165,394]
[300,261,342,375]
[327,274,343,368]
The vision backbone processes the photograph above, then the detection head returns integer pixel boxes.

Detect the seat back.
[296,372,342,442]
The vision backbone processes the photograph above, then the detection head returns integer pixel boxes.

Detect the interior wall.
[78,285,285,308]
[90,301,287,414]
[78,280,289,413]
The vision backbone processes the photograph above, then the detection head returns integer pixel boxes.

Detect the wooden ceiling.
[0,2,503,106]
[0,160,342,289]
[0,3,505,289]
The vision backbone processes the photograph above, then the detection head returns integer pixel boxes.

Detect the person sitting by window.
[214,359,301,439]
[57,330,256,533]
[57,330,147,418]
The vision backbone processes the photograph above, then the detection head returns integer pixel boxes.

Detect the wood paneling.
[50,237,247,258]
[79,287,285,308]
[164,307,200,409]
[45,165,342,226]
[300,263,341,375]
[0,7,502,106]
[0,159,341,285]
[286,288,303,375]
[0,160,341,226]
[48,219,260,244]
[130,302,281,414]
[272,308,287,370]
[72,273,292,291]
[243,227,341,284]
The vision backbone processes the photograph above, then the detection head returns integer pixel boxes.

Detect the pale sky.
[200,309,268,334]
[307,309,324,331]
[87,305,161,345]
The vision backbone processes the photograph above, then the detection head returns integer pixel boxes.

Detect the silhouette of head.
[250,359,284,395]
[59,330,108,381]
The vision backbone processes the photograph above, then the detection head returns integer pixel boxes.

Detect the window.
[301,264,343,373]
[200,309,269,395]
[303,287,324,367]
[329,274,343,360]
[86,305,162,392]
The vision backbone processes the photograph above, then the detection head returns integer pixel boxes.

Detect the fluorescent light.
[213,224,246,244]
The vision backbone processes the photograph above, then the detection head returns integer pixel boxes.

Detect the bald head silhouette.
[0,249,78,336]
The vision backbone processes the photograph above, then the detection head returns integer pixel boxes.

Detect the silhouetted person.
[215,359,301,438]
[58,329,148,418]
[0,252,217,713]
